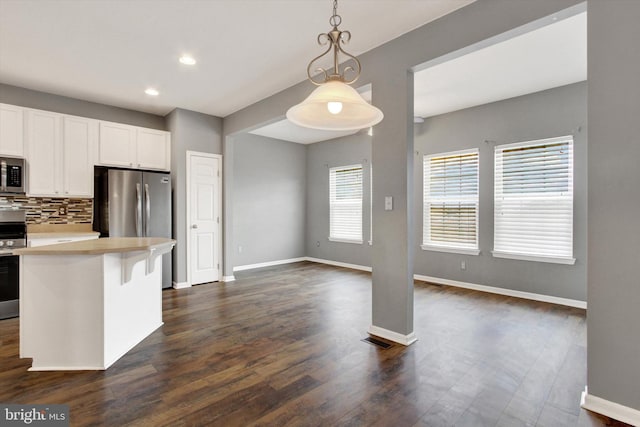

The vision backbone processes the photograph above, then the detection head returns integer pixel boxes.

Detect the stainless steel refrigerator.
[93,167,172,288]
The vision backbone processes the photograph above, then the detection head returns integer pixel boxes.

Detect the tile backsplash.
[0,196,92,225]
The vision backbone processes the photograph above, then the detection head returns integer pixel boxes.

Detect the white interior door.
[188,152,221,285]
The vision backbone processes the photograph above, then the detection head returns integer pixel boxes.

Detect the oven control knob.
[5,241,14,247]
[0,241,4,247]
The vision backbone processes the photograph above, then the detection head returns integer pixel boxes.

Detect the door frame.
[186,150,223,286]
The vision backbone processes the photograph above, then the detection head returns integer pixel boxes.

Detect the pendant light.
[286,0,383,131]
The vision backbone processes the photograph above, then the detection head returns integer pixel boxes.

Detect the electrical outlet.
[59,205,67,216]
[238,246,243,253]
[461,261,466,270]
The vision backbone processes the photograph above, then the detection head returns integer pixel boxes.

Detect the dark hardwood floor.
[0,261,630,426]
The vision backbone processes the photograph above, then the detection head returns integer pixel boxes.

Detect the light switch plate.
[385,196,393,211]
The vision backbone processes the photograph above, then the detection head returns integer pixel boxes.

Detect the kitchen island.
[14,237,175,371]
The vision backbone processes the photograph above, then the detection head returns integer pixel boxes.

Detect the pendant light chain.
[330,0,342,28]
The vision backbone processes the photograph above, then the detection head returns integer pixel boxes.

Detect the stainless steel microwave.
[0,156,25,195]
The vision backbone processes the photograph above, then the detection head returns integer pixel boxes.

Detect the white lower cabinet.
[26,109,95,198]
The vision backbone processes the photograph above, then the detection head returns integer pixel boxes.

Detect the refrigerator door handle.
[135,183,142,237]
[144,183,150,237]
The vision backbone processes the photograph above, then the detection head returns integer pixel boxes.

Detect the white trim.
[581,387,640,426]
[233,257,307,272]
[491,250,576,265]
[368,325,417,346]
[328,237,363,245]
[421,245,480,256]
[305,257,372,272]
[172,281,190,289]
[186,151,223,287]
[222,275,235,282]
[29,365,106,371]
[413,274,586,309]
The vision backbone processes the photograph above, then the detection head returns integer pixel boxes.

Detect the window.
[422,149,479,254]
[329,165,363,244]
[493,136,574,264]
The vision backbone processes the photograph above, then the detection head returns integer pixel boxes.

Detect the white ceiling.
[253,10,587,144]
[250,120,359,145]
[0,0,473,118]
[414,11,587,118]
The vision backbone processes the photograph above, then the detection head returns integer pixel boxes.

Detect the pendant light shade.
[287,81,383,131]
[288,0,383,131]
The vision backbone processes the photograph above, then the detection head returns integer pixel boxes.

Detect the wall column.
[369,69,416,344]
[584,0,640,422]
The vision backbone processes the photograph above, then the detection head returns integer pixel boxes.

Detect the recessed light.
[145,88,159,96]
[179,55,196,65]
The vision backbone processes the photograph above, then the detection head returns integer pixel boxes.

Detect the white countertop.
[14,237,175,256]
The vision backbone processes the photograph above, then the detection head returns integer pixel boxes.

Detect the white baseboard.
[305,257,372,272]
[233,257,307,272]
[581,387,640,426]
[413,274,587,309]
[172,281,190,289]
[368,325,417,346]
[228,258,586,310]
[222,275,236,282]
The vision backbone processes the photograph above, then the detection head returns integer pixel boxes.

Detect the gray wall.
[0,83,165,130]
[222,0,584,340]
[587,0,640,412]
[166,108,223,285]
[414,82,587,301]
[233,133,306,267]
[305,133,372,267]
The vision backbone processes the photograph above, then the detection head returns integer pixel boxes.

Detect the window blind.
[494,136,574,260]
[330,165,363,243]
[423,150,479,250]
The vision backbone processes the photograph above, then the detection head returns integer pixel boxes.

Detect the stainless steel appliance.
[0,208,26,319]
[0,156,26,195]
[93,167,172,288]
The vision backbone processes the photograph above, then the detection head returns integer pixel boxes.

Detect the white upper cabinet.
[26,109,95,198]
[0,103,25,157]
[136,128,170,170]
[26,109,60,196]
[98,122,136,168]
[98,121,170,171]
[63,116,95,197]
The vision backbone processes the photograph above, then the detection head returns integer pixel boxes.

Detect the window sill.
[491,250,576,265]
[421,245,480,256]
[329,238,363,245]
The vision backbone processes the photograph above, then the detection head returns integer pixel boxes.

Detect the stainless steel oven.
[0,208,26,320]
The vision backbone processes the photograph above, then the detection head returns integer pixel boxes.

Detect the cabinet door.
[26,109,61,196]
[136,128,170,171]
[0,104,24,157]
[63,116,95,197]
[98,122,136,168]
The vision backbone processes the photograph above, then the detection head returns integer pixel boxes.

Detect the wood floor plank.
[0,262,630,426]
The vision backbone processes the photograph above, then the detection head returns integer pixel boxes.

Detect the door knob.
[191,224,198,229]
